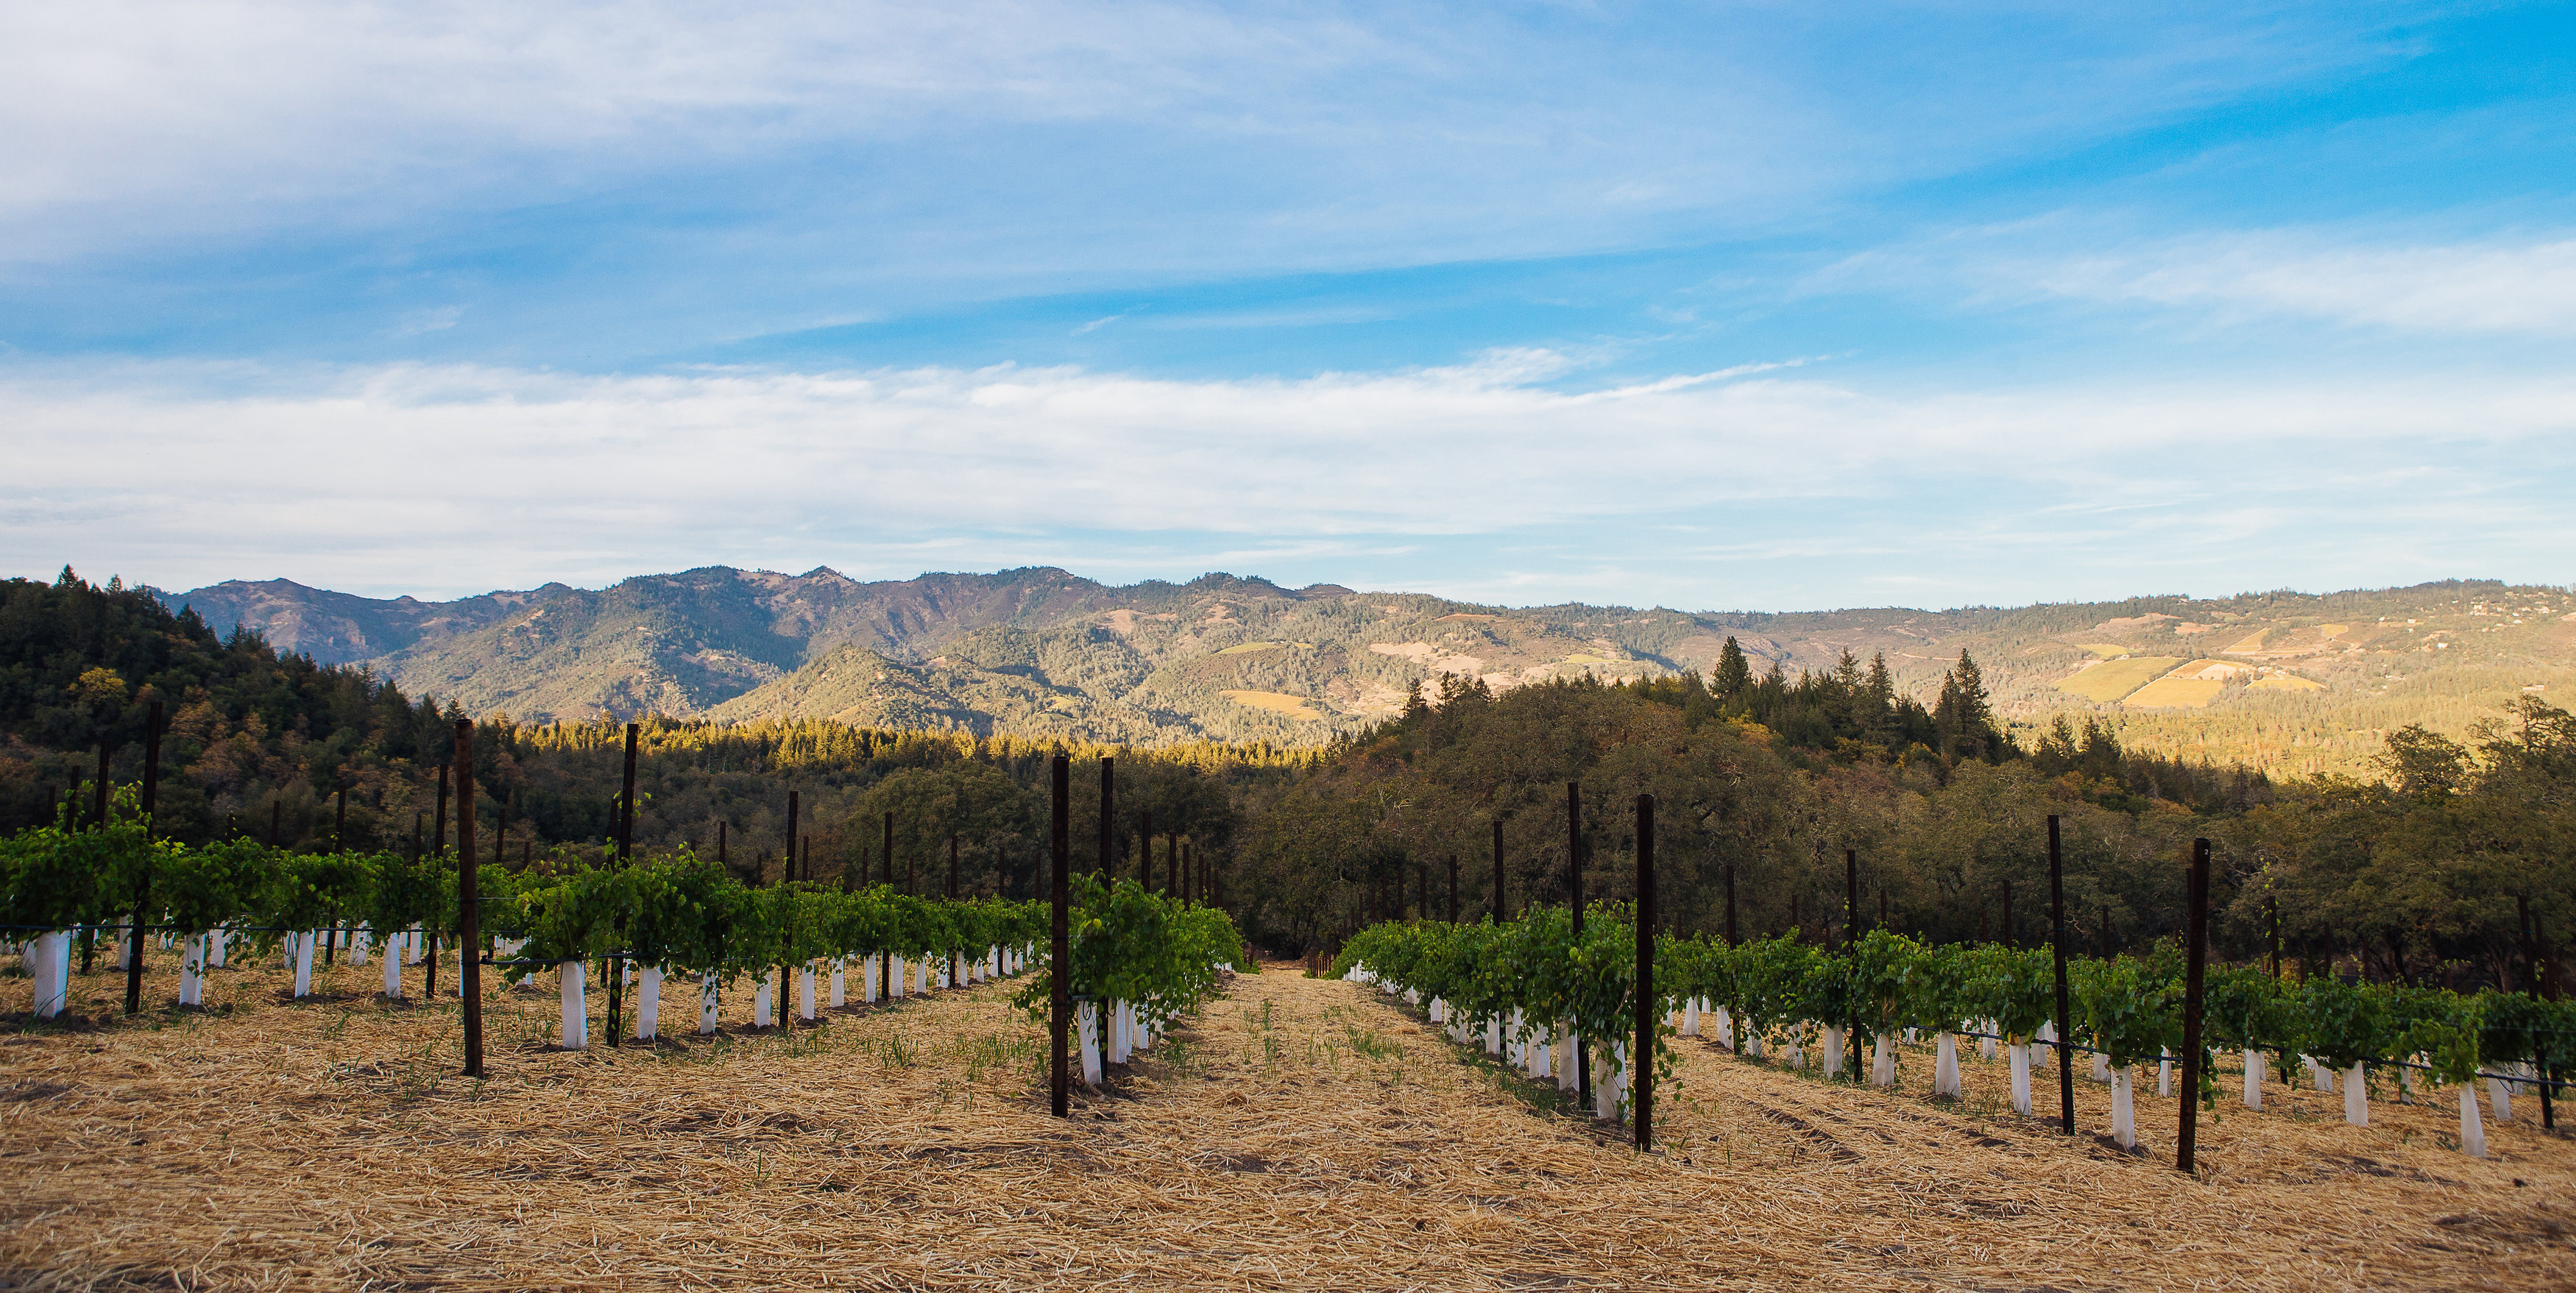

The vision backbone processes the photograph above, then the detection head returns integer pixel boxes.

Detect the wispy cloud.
[0,2,2410,280]
[2020,233,2576,334]
[392,305,465,336]
[1834,225,2576,336]
[4,353,2569,605]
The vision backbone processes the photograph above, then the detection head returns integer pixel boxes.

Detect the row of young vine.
[1334,910,2573,1159]
[4,796,1251,1079]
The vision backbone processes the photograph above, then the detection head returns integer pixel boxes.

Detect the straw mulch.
[3,946,2572,1290]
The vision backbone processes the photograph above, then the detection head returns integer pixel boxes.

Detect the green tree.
[1712,637,1751,700]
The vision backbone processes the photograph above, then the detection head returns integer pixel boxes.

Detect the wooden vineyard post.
[1568,781,1587,1111]
[783,789,799,882]
[459,720,484,1078]
[328,786,348,966]
[620,723,639,862]
[609,722,637,1044]
[126,700,160,1016]
[1634,793,1655,1149]
[882,810,895,999]
[2177,837,2210,1174]
[83,740,110,977]
[2524,899,2556,1128]
[1846,849,1861,1082]
[2049,815,2074,1136]
[1725,856,1742,1056]
[1846,851,1859,947]
[93,737,112,835]
[1050,754,1071,1119]
[1098,757,1114,881]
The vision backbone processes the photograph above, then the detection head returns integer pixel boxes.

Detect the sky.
[4,1,2573,612]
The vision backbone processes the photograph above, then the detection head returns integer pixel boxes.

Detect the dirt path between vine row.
[4,952,2572,1289]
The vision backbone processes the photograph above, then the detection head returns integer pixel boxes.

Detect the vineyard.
[5,732,2574,1286]
[1336,907,2571,1160]
[1329,793,2570,1168]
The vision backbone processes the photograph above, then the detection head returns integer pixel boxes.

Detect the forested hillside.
[1,570,1289,889]
[13,567,2572,993]
[155,568,2573,778]
[1224,673,2571,996]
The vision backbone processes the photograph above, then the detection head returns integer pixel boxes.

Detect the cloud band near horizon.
[7,352,2570,611]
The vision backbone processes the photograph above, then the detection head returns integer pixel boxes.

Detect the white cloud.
[2023,234,2576,334]
[4,353,2570,603]
[1833,225,2576,336]
[392,305,466,336]
[0,3,2403,273]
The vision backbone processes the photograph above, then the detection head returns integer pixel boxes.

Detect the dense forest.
[7,570,2566,991]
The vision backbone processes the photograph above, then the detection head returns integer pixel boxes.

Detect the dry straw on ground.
[4,946,2572,1289]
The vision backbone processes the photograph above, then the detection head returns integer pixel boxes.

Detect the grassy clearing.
[2251,674,2326,692]
[2057,655,2182,702]
[1220,687,1323,720]
[2125,674,2227,707]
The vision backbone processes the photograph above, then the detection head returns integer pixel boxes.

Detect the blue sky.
[4,1,2572,610]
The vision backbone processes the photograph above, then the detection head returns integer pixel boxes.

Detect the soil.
[4,949,2571,1289]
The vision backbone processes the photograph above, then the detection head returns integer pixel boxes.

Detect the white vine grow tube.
[30,930,70,1019]
[636,966,662,1041]
[559,960,589,1049]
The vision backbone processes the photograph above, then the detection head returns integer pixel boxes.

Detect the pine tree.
[1933,648,2001,762]
[1713,637,1752,699]
[2079,718,2123,781]
[2038,715,2078,771]
[1832,649,1869,739]
[1864,651,1899,743]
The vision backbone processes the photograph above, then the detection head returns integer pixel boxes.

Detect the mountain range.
[156,567,2575,776]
